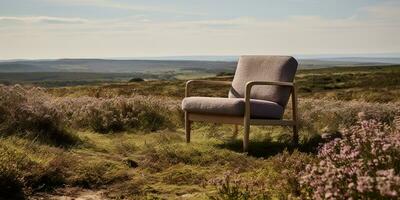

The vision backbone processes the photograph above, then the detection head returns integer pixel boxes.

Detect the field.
[1,65,400,199]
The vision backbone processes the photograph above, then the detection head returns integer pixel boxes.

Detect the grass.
[1,124,319,199]
[0,65,399,199]
[46,65,400,103]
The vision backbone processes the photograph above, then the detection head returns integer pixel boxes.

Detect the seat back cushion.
[228,55,298,107]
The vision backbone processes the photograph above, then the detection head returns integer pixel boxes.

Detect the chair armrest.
[244,81,297,121]
[245,81,294,90]
[244,81,294,100]
[185,80,232,97]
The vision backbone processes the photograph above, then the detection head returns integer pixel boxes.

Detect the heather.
[51,95,181,133]
[0,85,78,146]
[300,119,400,199]
[0,85,181,136]
[0,65,399,199]
[298,99,400,134]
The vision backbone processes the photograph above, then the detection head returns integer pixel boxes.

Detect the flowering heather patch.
[300,120,400,199]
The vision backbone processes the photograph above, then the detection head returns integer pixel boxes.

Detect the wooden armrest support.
[245,81,294,89]
[244,81,295,101]
[244,81,297,122]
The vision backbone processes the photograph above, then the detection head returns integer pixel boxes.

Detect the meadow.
[0,65,400,199]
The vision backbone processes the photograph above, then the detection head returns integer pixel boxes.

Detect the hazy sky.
[1,0,400,59]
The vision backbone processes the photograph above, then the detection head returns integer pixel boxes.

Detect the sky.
[0,0,400,59]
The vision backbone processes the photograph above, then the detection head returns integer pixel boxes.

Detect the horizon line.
[1,53,400,62]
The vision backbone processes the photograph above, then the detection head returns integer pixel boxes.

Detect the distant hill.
[0,57,399,73]
[315,57,400,64]
[0,59,236,73]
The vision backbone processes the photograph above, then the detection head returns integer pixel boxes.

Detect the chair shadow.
[216,134,324,158]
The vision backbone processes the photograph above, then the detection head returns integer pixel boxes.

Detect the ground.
[1,65,399,199]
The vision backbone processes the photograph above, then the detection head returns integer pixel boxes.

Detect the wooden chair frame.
[184,80,299,152]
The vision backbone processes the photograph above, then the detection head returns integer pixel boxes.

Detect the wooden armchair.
[182,56,299,152]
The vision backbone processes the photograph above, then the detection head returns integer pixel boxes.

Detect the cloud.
[0,1,399,59]
[43,0,205,15]
[0,16,89,24]
[361,1,400,20]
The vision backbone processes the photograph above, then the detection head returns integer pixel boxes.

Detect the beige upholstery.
[229,56,298,106]
[182,97,284,119]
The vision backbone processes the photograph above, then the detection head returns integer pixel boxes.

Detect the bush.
[129,78,145,82]
[297,99,400,134]
[0,144,32,199]
[0,85,181,135]
[0,85,79,146]
[0,138,72,198]
[52,95,180,133]
[216,72,235,77]
[300,120,400,199]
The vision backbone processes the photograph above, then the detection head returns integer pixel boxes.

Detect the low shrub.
[53,95,181,133]
[129,78,145,82]
[0,85,79,146]
[297,99,400,134]
[0,143,32,199]
[300,120,400,199]
[0,138,72,198]
[0,85,181,135]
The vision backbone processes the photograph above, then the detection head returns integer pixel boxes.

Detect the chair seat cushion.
[182,97,284,119]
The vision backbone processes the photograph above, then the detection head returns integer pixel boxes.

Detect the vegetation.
[129,78,145,82]
[0,65,399,199]
[45,65,400,102]
[301,120,400,199]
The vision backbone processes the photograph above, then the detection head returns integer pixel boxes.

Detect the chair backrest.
[229,55,298,107]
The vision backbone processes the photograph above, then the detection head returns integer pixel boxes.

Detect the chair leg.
[185,112,191,143]
[232,125,239,138]
[292,124,299,147]
[243,123,250,152]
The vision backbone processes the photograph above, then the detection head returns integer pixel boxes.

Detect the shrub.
[0,143,32,199]
[52,95,180,133]
[0,85,181,135]
[0,85,79,146]
[297,99,400,134]
[0,138,72,198]
[129,78,145,82]
[300,120,400,199]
